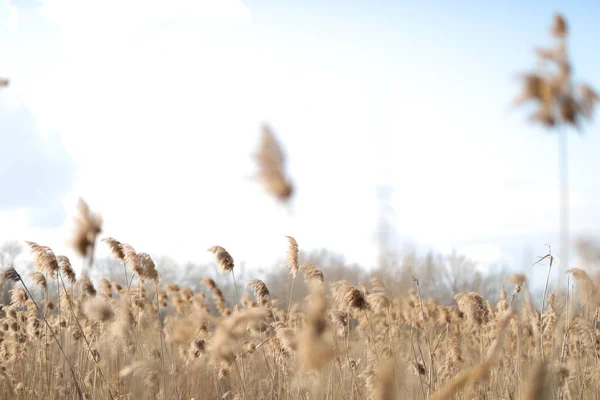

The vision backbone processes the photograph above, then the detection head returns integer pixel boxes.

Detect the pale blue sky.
[1,0,599,278]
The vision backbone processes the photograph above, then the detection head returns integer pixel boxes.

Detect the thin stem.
[286,276,296,324]
[57,272,115,400]
[413,277,434,397]
[409,321,427,400]
[233,359,248,400]
[231,270,240,310]
[154,281,168,400]
[558,127,570,280]
[123,261,131,292]
[19,280,85,400]
[540,256,553,360]
[344,318,363,400]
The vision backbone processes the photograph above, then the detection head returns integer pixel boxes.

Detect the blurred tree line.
[3,239,600,311]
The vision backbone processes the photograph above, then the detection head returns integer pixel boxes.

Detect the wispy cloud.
[0,102,74,227]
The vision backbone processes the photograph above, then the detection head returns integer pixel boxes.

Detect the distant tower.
[374,124,398,270]
[376,181,399,270]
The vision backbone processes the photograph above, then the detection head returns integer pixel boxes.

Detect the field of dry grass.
[0,224,599,400]
[1,11,600,400]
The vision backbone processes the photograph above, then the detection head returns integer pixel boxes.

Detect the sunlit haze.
[2,0,600,276]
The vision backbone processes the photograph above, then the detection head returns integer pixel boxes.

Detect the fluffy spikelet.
[454,292,489,325]
[102,237,125,261]
[112,298,135,339]
[28,272,47,291]
[207,246,234,272]
[138,252,159,281]
[201,278,216,290]
[99,278,112,297]
[298,282,333,369]
[274,325,297,356]
[371,276,387,294]
[246,279,270,304]
[121,244,143,276]
[516,14,597,128]
[79,277,97,297]
[83,297,114,322]
[567,268,596,306]
[367,292,391,314]
[189,339,207,359]
[567,268,592,281]
[69,198,102,258]
[285,236,299,278]
[551,13,567,38]
[25,242,59,278]
[209,308,269,363]
[10,288,28,307]
[329,310,349,336]
[496,286,509,312]
[507,273,526,294]
[331,280,368,311]
[253,123,294,202]
[301,264,324,284]
[441,335,462,380]
[57,256,76,284]
[1,267,21,285]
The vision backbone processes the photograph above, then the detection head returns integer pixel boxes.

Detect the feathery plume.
[10,287,28,307]
[201,278,216,290]
[138,252,159,281]
[298,282,333,369]
[69,198,102,259]
[57,256,76,284]
[102,237,125,261]
[208,246,234,272]
[83,297,114,322]
[121,244,143,276]
[79,277,97,297]
[331,280,368,311]
[285,236,299,278]
[454,292,489,325]
[301,264,324,284]
[368,292,392,314]
[28,272,47,291]
[371,276,387,294]
[567,268,596,306]
[1,267,21,285]
[25,242,59,278]
[246,279,270,304]
[551,13,567,38]
[252,123,294,202]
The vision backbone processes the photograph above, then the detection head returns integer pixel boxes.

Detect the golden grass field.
[1,12,600,400]
[0,217,599,400]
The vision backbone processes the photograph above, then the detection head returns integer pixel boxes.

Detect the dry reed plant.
[515,13,599,277]
[1,237,600,399]
[252,123,294,203]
